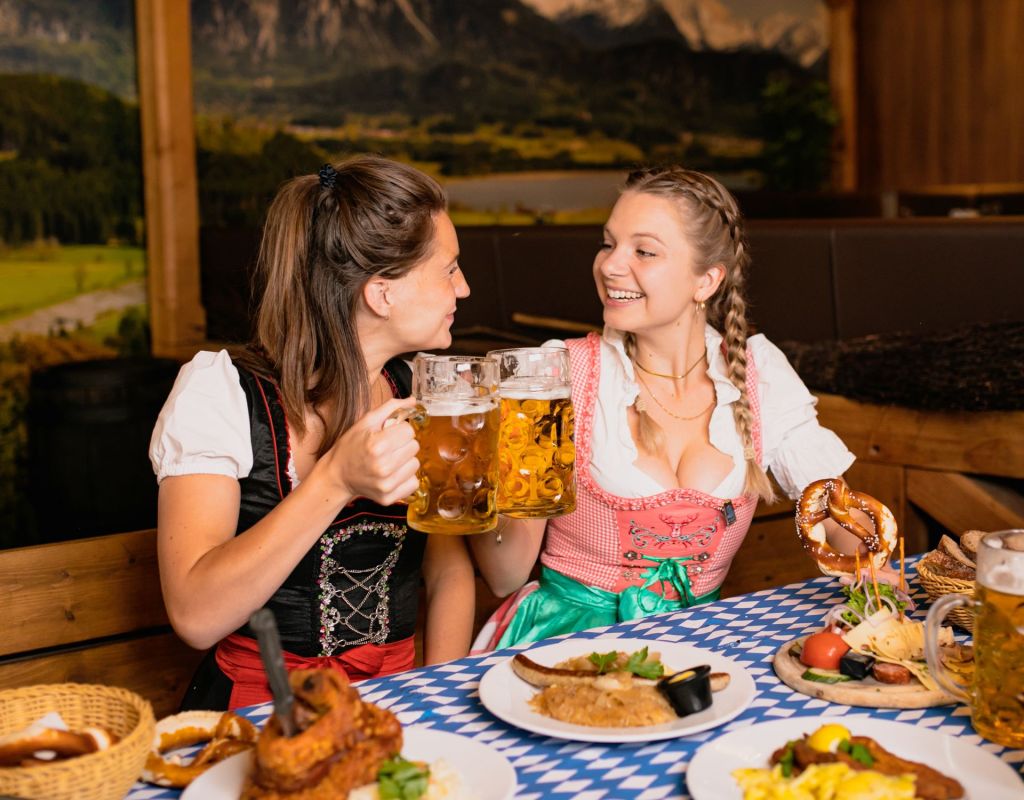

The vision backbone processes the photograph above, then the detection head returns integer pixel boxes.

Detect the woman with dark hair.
[471,166,855,650]
[150,156,475,709]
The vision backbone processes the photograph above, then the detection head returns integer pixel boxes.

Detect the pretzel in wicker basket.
[0,683,154,800]
[0,724,116,767]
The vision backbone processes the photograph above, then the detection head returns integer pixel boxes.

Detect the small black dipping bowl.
[657,664,712,717]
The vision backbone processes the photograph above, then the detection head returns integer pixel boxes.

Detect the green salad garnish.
[840,582,907,627]
[378,755,430,800]
[837,739,875,767]
[587,646,665,680]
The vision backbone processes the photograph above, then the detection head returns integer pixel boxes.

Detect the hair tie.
[318,164,337,189]
[743,446,755,461]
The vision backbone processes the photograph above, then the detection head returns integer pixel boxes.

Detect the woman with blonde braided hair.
[471,165,854,651]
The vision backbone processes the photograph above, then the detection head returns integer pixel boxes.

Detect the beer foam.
[499,380,571,401]
[420,398,497,416]
[979,531,1024,595]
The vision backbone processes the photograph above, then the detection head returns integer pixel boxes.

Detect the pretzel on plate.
[141,709,258,788]
[795,477,898,577]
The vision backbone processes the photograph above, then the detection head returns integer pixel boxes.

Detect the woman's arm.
[422,534,475,664]
[158,398,420,650]
[468,517,547,598]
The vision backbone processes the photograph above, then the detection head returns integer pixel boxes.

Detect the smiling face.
[386,211,469,352]
[593,190,713,336]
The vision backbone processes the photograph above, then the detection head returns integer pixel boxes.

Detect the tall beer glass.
[488,347,576,518]
[406,355,500,535]
[925,529,1024,747]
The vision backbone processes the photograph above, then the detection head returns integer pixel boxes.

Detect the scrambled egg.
[733,763,916,800]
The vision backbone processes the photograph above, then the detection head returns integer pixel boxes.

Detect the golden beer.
[925,529,1024,747]
[497,388,576,518]
[405,355,501,535]
[407,399,500,534]
[970,580,1024,747]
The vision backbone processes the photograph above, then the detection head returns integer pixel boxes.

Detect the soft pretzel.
[141,709,258,788]
[0,725,114,767]
[795,477,898,576]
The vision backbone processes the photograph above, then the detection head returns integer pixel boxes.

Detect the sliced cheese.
[842,611,956,693]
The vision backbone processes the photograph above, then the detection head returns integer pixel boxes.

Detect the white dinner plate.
[477,635,756,743]
[686,715,1024,800]
[181,725,517,800]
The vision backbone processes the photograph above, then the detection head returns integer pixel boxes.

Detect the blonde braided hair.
[623,166,776,503]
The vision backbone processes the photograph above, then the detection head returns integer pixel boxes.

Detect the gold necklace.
[635,372,715,421]
[634,352,706,380]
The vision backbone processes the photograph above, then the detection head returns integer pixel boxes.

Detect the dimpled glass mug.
[402,355,501,535]
[925,529,1024,748]
[488,347,576,519]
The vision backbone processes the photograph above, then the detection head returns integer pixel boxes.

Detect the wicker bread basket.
[0,683,154,800]
[916,559,976,632]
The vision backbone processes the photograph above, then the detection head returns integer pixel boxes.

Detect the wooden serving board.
[773,637,957,709]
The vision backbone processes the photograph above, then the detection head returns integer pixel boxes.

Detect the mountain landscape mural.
[0,0,830,231]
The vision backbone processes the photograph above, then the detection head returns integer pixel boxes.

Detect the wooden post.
[826,0,858,191]
[135,0,206,359]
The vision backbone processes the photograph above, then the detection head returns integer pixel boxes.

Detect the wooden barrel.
[27,357,180,542]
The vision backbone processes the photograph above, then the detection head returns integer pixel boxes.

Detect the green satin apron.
[496,558,720,650]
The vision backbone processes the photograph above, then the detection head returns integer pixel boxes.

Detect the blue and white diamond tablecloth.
[126,563,1024,800]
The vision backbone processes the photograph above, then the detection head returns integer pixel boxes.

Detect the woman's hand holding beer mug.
[925,529,1024,748]
[321,396,422,507]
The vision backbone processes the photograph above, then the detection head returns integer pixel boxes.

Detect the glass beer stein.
[925,529,1024,748]
[488,347,576,518]
[404,355,500,535]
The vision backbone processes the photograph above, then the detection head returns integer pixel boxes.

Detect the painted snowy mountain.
[521,0,826,67]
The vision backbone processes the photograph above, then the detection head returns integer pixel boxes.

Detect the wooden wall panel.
[0,634,204,719]
[855,0,1024,190]
[0,530,168,656]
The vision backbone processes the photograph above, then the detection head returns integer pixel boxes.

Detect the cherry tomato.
[799,631,850,670]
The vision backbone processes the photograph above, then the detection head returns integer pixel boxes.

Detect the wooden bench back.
[0,529,205,717]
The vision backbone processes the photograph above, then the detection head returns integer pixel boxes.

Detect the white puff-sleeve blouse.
[148,350,253,483]
[545,326,855,501]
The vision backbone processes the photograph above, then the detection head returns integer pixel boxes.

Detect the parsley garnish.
[624,647,665,680]
[587,647,665,679]
[588,650,619,673]
[837,739,875,767]
[779,742,797,778]
[378,756,430,800]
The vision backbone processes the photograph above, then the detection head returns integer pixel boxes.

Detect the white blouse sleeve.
[751,336,856,500]
[148,350,253,483]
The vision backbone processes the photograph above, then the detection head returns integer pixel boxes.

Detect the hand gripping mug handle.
[383,404,426,430]
[924,593,976,703]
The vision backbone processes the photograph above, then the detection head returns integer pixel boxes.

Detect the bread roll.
[938,534,976,568]
[958,530,986,561]
[921,549,976,581]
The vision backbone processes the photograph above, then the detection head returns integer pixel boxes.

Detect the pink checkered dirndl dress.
[473,332,764,652]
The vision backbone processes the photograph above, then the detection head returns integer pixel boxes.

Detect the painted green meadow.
[0,243,145,323]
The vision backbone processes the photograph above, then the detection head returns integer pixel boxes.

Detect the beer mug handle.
[383,404,425,430]
[924,593,976,703]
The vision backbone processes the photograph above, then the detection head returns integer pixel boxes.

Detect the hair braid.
[720,237,776,503]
